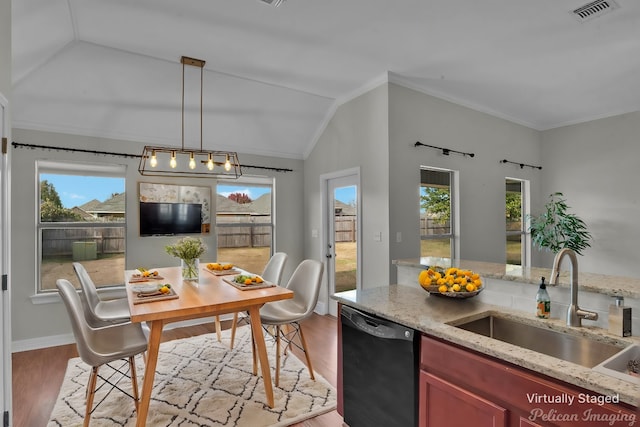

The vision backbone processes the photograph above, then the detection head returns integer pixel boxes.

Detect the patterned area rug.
[48,326,336,426]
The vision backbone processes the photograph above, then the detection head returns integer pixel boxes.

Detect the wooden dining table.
[125,265,294,427]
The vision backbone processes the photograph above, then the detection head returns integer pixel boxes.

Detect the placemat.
[223,278,276,291]
[132,288,179,304]
[205,268,242,276]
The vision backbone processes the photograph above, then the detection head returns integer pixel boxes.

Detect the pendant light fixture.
[138,56,242,179]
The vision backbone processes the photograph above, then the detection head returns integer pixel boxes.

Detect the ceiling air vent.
[259,0,286,7]
[572,0,619,22]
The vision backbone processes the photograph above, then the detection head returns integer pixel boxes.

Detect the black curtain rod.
[11,141,293,173]
[499,159,542,170]
[12,141,141,159]
[414,141,474,158]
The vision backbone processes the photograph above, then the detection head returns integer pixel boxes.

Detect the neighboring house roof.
[248,193,271,215]
[70,206,95,221]
[216,194,253,215]
[335,200,356,216]
[81,193,125,215]
[78,199,101,211]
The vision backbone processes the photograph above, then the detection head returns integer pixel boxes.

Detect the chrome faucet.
[549,248,598,327]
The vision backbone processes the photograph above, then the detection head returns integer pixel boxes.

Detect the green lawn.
[421,239,522,265]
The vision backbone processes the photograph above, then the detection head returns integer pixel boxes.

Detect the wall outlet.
[396,231,402,243]
[374,231,382,242]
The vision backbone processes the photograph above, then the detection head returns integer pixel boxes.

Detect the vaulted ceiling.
[11,0,640,159]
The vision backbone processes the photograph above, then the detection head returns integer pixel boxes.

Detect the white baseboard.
[12,333,75,353]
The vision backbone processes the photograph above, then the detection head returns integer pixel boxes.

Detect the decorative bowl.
[423,284,484,299]
[418,266,484,299]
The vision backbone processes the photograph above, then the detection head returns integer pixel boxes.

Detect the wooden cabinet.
[419,370,507,427]
[420,335,637,427]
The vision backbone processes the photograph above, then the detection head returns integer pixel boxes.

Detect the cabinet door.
[419,371,507,427]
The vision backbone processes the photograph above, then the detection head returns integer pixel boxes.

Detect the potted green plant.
[528,192,592,255]
[165,237,207,281]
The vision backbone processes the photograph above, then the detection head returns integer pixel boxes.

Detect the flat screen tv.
[139,202,202,236]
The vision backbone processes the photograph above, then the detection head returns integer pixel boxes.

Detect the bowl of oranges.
[418,267,484,299]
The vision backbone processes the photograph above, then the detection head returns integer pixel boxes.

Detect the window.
[216,177,274,274]
[420,168,455,258]
[38,161,126,292]
[505,178,529,266]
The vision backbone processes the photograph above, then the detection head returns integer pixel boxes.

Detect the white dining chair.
[253,259,323,386]
[227,252,288,349]
[73,262,130,326]
[56,279,148,427]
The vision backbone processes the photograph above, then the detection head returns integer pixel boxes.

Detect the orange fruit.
[466,283,476,292]
[244,278,252,285]
[418,270,430,285]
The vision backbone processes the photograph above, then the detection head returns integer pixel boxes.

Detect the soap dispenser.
[536,277,551,319]
[609,296,632,337]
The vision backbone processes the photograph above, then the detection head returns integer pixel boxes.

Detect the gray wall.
[304,84,390,308]
[10,128,304,345]
[11,78,640,347]
[388,83,543,279]
[306,81,640,295]
[540,111,640,277]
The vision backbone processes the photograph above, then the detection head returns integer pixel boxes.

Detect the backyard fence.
[42,214,376,257]
[335,216,357,242]
[42,227,126,258]
[216,215,273,248]
[420,217,451,236]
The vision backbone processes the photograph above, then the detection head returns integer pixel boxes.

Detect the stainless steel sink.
[593,344,640,384]
[453,314,626,368]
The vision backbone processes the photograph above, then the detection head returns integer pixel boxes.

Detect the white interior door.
[0,94,10,426]
[324,170,360,317]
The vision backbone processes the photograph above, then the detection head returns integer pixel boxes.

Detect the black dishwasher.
[341,305,419,427]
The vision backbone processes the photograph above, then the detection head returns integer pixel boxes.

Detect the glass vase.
[181,258,200,281]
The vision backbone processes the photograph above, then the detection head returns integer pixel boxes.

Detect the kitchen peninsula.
[333,259,640,426]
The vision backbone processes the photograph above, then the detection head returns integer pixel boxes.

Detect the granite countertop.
[394,257,640,299]
[332,284,640,407]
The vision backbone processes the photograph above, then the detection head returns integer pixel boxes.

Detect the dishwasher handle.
[341,305,415,341]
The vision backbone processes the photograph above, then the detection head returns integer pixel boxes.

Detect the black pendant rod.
[414,141,474,158]
[499,159,542,170]
[11,141,293,173]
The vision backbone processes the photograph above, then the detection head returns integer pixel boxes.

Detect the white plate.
[130,283,159,293]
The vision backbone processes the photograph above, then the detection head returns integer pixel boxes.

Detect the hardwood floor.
[11,313,344,427]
